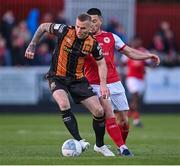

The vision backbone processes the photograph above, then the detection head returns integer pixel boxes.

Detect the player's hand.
[25,42,36,59]
[149,54,160,66]
[100,83,110,99]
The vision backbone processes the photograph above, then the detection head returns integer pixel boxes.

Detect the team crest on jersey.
[82,44,91,55]
[104,37,110,43]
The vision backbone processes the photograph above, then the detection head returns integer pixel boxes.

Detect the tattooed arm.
[25,23,53,59]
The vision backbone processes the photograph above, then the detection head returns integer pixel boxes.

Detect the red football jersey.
[84,31,125,84]
[126,47,147,79]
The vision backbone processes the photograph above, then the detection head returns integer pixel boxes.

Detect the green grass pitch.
[0,113,180,165]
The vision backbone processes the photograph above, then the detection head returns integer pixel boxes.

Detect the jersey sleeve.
[112,33,126,51]
[50,23,68,36]
[91,41,104,61]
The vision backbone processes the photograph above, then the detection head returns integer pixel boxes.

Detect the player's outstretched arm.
[25,23,52,59]
[121,46,160,66]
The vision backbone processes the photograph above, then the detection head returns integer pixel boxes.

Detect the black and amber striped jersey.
[48,23,103,79]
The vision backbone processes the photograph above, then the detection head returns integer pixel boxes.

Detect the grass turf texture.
[0,113,180,165]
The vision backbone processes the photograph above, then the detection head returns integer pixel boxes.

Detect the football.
[61,139,82,157]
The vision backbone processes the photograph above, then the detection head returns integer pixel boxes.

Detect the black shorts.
[47,76,96,103]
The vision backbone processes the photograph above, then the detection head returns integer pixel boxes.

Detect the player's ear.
[99,16,103,25]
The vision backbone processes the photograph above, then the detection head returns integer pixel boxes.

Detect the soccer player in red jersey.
[124,37,149,127]
[85,8,160,156]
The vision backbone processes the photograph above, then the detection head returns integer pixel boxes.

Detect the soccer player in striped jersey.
[25,13,114,156]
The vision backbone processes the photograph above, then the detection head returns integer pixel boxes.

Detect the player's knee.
[93,106,104,117]
[115,112,129,126]
[57,101,70,110]
[120,119,128,127]
[105,112,114,119]
[119,115,129,127]
[104,108,114,119]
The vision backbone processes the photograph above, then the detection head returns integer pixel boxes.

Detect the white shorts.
[126,77,145,95]
[91,81,129,111]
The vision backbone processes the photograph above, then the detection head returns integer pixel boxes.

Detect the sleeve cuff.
[118,44,126,51]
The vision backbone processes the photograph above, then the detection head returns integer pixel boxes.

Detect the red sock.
[105,117,124,147]
[119,123,129,143]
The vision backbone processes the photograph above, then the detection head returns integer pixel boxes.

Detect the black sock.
[93,115,105,147]
[61,109,82,141]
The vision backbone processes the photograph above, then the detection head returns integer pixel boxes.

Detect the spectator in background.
[55,10,67,24]
[106,18,128,85]
[41,12,54,23]
[150,34,165,53]
[0,10,16,49]
[0,36,12,66]
[11,21,30,66]
[18,21,31,44]
[106,17,127,43]
[161,29,178,66]
[40,12,56,52]
[150,21,178,67]
[27,8,40,37]
[157,21,176,53]
[35,43,51,66]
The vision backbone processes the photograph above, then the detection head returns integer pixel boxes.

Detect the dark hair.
[77,13,91,22]
[87,8,102,16]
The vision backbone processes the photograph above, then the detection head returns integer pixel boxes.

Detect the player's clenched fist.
[25,43,36,59]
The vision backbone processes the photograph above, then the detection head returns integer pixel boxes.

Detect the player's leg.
[71,78,106,146]
[90,84,132,156]
[110,92,133,156]
[126,77,144,127]
[130,92,143,127]
[70,78,113,156]
[99,97,125,147]
[115,113,132,156]
[114,111,129,143]
[81,96,115,156]
[110,92,130,143]
[48,77,83,142]
[108,96,133,156]
[81,96,105,147]
[52,89,82,141]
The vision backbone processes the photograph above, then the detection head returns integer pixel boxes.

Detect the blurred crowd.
[107,18,180,68]
[0,9,180,67]
[0,9,67,66]
[149,21,180,67]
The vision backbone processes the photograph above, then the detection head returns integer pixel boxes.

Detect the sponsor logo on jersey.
[64,45,72,53]
[82,45,91,55]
